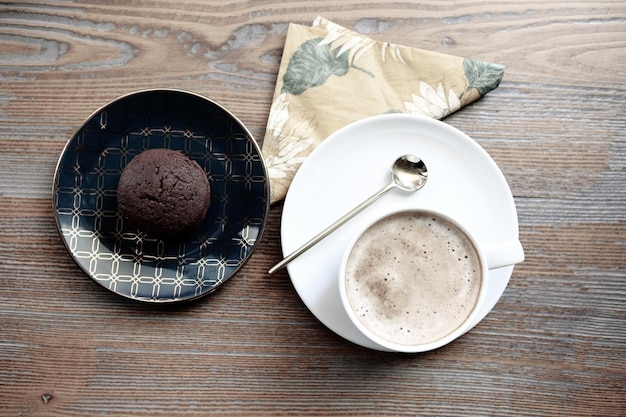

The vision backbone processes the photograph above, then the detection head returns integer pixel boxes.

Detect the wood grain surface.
[1,1,624,416]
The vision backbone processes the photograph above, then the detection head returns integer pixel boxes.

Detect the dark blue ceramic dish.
[53,89,270,302]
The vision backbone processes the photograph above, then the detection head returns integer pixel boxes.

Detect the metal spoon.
[268,154,428,274]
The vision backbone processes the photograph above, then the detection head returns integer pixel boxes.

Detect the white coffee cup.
[338,209,524,353]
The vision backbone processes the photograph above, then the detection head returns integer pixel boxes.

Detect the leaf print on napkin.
[265,92,290,145]
[462,58,505,97]
[315,16,407,65]
[264,93,317,181]
[281,38,349,96]
[403,81,461,119]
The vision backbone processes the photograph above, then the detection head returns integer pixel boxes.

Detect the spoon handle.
[268,182,396,274]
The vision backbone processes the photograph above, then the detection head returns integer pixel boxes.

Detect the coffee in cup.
[338,209,524,352]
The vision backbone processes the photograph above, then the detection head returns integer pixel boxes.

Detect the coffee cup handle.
[482,240,525,270]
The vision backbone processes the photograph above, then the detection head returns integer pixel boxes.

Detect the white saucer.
[281,114,520,351]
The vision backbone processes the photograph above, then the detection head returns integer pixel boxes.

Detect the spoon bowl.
[391,154,428,192]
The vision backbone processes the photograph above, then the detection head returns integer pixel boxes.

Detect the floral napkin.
[262,17,504,203]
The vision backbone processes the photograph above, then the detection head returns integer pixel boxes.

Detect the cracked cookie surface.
[117,148,211,238]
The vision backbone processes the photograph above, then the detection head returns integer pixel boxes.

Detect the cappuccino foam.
[344,212,482,347]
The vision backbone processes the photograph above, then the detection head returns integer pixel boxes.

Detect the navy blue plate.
[53,89,270,302]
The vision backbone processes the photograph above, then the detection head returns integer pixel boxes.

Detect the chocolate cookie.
[117,148,211,238]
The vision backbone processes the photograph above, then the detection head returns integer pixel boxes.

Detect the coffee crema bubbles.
[344,211,482,347]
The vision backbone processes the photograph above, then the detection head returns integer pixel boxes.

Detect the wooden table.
[1,1,624,415]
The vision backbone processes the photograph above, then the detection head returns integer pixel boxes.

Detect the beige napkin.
[262,17,504,203]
